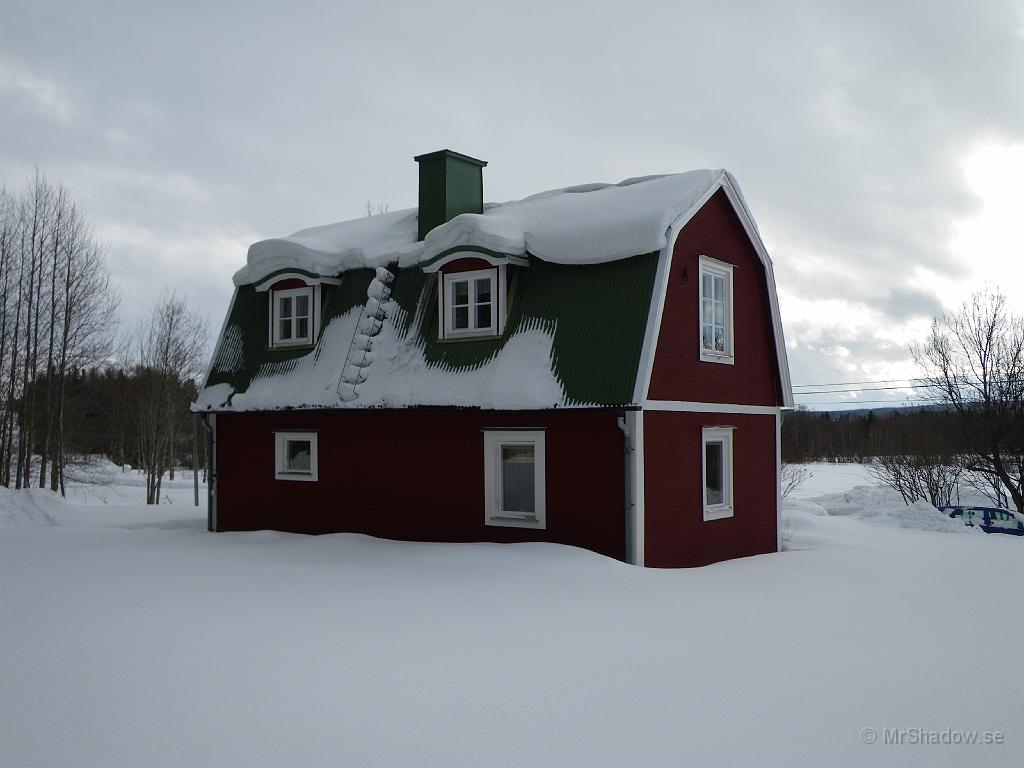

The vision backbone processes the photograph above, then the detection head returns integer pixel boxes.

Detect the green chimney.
[414,149,488,240]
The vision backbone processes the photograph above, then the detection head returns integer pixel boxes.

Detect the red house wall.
[644,410,777,568]
[214,409,627,561]
[647,188,783,406]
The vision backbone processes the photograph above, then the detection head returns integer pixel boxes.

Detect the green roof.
[201,253,659,410]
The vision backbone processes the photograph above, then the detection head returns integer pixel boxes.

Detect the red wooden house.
[194,150,793,567]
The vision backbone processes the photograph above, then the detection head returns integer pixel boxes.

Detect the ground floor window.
[275,431,318,481]
[702,426,734,521]
[483,430,546,528]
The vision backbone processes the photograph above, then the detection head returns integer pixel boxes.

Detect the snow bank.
[234,170,725,286]
[4,484,1022,767]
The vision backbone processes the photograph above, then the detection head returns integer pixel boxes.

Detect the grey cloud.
[1,0,1022,400]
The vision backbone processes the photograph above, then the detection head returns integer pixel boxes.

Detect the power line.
[793,383,923,395]
[792,377,921,388]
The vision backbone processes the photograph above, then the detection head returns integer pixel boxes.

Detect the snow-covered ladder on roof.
[336,266,395,402]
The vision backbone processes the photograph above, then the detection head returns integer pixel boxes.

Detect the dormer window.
[272,286,314,347]
[441,267,500,338]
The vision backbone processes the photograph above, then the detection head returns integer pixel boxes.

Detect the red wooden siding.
[647,188,783,406]
[215,409,627,561]
[644,410,777,568]
[440,257,492,274]
[269,277,309,290]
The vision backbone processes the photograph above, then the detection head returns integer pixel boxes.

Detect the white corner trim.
[776,409,783,553]
[644,399,781,415]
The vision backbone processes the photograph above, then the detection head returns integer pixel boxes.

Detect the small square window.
[442,268,500,339]
[698,256,734,364]
[272,287,315,347]
[702,427,733,521]
[275,431,318,481]
[484,430,545,528]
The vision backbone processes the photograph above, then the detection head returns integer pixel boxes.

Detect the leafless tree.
[131,291,207,504]
[913,287,1024,514]
[780,463,812,499]
[0,172,118,493]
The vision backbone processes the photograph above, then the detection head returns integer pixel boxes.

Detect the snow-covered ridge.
[234,169,726,286]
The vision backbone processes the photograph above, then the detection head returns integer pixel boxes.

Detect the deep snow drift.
[1,464,1020,767]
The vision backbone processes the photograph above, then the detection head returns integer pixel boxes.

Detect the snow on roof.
[235,169,726,286]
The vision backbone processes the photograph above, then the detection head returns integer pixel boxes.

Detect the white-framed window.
[702,426,734,521]
[274,431,318,481]
[441,267,499,339]
[698,255,734,364]
[483,430,546,529]
[271,286,315,347]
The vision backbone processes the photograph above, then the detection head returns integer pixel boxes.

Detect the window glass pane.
[713,275,725,301]
[702,273,712,299]
[476,303,492,329]
[714,327,725,352]
[295,294,309,318]
[705,441,724,505]
[279,296,292,319]
[702,324,713,350]
[475,277,492,303]
[296,317,309,339]
[714,301,725,325]
[280,318,293,339]
[703,298,713,323]
[501,444,535,515]
[286,440,311,472]
[454,306,469,329]
[453,280,469,306]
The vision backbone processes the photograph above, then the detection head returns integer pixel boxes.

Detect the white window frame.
[274,431,318,482]
[702,426,734,521]
[271,286,316,348]
[698,255,735,364]
[483,430,546,529]
[440,267,501,339]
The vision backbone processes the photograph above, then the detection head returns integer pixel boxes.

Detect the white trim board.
[644,400,781,415]
[633,171,794,408]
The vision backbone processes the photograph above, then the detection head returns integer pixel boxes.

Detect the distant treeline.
[781,407,952,464]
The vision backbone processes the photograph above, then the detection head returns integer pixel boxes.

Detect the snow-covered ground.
[1,463,1020,767]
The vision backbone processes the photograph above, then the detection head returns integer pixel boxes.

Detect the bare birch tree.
[913,287,1024,514]
[132,292,207,504]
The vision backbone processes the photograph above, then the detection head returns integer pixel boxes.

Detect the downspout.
[200,413,215,532]
[617,415,635,564]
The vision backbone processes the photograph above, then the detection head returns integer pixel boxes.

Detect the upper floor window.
[698,256,734,364]
[272,286,314,347]
[442,267,499,338]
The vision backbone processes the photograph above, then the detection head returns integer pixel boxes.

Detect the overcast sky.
[2,0,1023,409]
